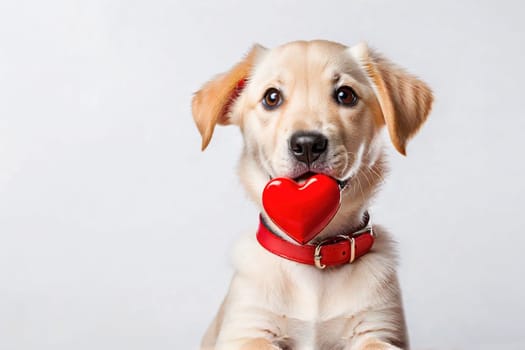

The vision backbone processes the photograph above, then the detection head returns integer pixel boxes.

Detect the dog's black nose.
[289,131,328,165]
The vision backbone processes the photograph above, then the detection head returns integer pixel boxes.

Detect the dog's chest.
[280,316,356,350]
[274,266,367,349]
[283,265,356,318]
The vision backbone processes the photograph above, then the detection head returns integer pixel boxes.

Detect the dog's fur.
[192,40,433,350]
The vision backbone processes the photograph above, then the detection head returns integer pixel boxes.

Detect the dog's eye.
[262,88,283,110]
[334,86,358,107]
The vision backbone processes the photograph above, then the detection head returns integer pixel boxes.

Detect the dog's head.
[192,40,432,230]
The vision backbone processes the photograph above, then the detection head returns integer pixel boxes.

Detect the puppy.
[192,40,433,350]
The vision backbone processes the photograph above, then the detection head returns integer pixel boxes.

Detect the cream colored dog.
[192,40,433,350]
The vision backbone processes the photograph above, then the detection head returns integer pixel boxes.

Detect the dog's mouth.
[285,171,349,191]
[293,171,317,184]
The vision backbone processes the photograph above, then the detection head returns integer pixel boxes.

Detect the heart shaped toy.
[262,174,341,244]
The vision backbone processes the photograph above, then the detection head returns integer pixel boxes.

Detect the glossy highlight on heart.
[262,174,341,244]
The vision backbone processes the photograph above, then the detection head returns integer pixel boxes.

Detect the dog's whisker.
[367,165,386,185]
[361,167,373,189]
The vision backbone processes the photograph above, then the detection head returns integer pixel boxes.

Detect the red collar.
[256,214,375,269]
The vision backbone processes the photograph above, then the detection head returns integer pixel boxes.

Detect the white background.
[1,1,524,349]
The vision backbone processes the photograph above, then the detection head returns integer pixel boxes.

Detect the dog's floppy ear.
[192,44,266,151]
[350,43,433,155]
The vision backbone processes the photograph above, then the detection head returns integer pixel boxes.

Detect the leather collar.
[256,213,375,269]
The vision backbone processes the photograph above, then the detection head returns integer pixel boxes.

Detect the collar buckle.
[313,220,374,269]
[336,235,356,263]
[313,233,357,269]
[313,242,327,269]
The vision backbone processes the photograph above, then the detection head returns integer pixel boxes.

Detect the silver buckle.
[336,234,356,264]
[337,221,374,264]
[313,216,374,269]
[314,242,327,269]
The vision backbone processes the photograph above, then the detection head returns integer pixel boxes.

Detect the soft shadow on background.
[1,1,524,349]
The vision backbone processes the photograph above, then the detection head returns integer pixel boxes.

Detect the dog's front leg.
[212,325,287,350]
[210,272,290,350]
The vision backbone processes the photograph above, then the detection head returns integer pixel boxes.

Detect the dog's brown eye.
[262,88,283,110]
[334,86,358,107]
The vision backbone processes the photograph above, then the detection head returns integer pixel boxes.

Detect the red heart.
[262,174,341,244]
